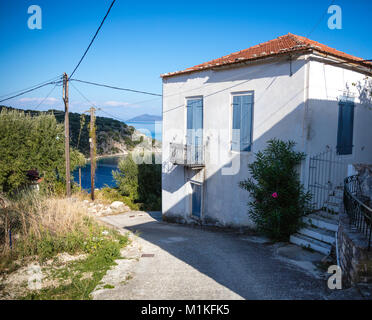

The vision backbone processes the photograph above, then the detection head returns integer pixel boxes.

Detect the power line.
[0,80,62,104]
[70,81,97,107]
[0,75,62,100]
[34,83,59,110]
[306,0,335,38]
[70,81,161,124]
[70,0,116,78]
[70,82,125,120]
[70,78,162,97]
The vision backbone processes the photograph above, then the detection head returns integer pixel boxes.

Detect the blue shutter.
[187,99,194,145]
[193,99,203,145]
[232,96,241,151]
[232,94,253,151]
[241,95,252,151]
[187,98,203,163]
[191,183,202,218]
[337,101,354,155]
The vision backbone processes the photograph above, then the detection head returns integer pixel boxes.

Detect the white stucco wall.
[306,59,372,163]
[162,56,308,227]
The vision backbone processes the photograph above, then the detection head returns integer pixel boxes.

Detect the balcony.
[169,142,205,168]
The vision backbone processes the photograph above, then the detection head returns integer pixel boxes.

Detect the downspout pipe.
[302,55,310,186]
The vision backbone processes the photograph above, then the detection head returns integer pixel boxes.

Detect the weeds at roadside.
[17,230,129,300]
[0,191,130,299]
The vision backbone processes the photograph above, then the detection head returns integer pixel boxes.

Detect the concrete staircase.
[290,187,343,255]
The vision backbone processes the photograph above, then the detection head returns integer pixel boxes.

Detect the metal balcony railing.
[169,142,204,168]
[344,175,372,250]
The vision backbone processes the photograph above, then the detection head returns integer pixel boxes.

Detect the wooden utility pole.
[63,73,71,197]
[89,107,96,201]
[78,167,82,189]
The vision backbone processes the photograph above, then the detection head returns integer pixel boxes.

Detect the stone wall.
[338,213,372,287]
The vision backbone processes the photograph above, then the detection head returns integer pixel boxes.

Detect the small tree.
[0,108,85,194]
[113,153,161,210]
[113,154,139,200]
[239,139,311,241]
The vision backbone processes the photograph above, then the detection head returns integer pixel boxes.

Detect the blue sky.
[0,0,371,121]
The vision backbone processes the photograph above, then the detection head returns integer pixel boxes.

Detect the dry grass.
[0,190,100,269]
[0,191,130,299]
[17,195,89,238]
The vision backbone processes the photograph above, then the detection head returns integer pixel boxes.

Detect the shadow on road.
[118,213,328,300]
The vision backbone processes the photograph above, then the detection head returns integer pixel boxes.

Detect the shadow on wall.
[163,58,303,115]
[162,97,372,227]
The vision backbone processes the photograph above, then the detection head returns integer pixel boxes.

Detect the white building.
[161,33,372,228]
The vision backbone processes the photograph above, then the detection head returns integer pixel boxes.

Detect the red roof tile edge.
[161,33,371,78]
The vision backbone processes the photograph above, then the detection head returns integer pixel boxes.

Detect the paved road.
[92,211,362,300]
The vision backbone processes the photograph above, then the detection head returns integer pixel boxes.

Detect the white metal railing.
[169,142,204,167]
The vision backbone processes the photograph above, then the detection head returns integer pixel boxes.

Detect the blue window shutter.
[191,183,202,218]
[193,99,203,145]
[241,95,252,151]
[186,100,194,146]
[232,94,253,151]
[187,98,203,162]
[193,99,203,163]
[232,96,241,151]
[337,101,354,155]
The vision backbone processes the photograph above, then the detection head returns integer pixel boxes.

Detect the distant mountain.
[127,114,162,122]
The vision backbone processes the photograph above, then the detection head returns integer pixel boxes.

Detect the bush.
[113,155,139,200]
[0,108,85,194]
[239,139,311,241]
[113,153,161,210]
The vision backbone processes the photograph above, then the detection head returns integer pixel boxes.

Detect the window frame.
[230,91,254,153]
[184,96,204,146]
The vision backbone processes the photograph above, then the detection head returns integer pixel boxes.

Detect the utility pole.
[89,107,96,201]
[63,73,71,197]
[79,167,82,189]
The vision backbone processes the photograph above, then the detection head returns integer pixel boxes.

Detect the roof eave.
[310,49,372,76]
[161,47,372,79]
[161,48,312,79]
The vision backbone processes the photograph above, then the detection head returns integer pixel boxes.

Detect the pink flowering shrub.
[239,139,311,241]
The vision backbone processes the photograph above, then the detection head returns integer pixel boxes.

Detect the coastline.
[86,152,129,162]
[85,150,162,162]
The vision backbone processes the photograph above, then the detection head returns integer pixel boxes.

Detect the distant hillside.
[127,114,162,122]
[0,106,158,157]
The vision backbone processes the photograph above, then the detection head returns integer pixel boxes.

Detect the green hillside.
[0,106,141,157]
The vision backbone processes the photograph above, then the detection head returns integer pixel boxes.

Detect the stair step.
[290,233,332,255]
[303,213,338,232]
[329,194,343,201]
[327,196,343,204]
[324,203,340,213]
[326,200,341,206]
[298,226,335,245]
[315,210,340,221]
[333,188,344,195]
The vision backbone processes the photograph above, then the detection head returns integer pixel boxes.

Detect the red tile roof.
[161,33,371,78]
